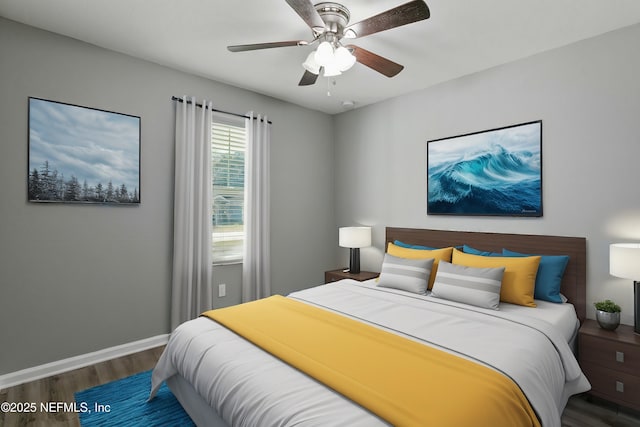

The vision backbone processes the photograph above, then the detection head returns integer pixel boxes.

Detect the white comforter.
[150,280,590,427]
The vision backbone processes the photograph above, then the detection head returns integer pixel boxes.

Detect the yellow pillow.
[451,249,540,307]
[387,243,453,289]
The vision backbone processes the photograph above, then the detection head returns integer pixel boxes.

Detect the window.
[212,119,246,263]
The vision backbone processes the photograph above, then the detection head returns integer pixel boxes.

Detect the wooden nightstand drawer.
[581,362,640,410]
[580,334,640,375]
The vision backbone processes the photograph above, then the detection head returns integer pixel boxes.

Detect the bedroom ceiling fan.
[227,0,430,86]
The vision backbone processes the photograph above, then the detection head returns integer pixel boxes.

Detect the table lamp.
[339,227,371,274]
[610,243,640,333]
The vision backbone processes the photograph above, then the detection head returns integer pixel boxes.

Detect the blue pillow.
[393,240,437,250]
[394,240,464,251]
[463,244,502,257]
[502,249,569,303]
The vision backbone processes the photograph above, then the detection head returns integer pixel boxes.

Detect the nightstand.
[579,319,640,411]
[324,269,379,284]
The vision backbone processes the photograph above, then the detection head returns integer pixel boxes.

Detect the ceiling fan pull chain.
[326,77,338,97]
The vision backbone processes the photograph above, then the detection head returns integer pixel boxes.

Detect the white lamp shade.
[322,63,342,77]
[334,46,356,71]
[314,41,334,67]
[610,243,640,279]
[302,51,321,74]
[339,227,371,248]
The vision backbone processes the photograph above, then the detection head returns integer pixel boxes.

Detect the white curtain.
[171,96,213,330]
[242,112,271,302]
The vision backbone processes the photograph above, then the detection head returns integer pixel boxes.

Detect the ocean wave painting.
[427,121,542,216]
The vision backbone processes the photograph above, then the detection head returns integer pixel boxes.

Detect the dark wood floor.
[1,345,639,426]
[562,395,640,427]
[0,346,165,427]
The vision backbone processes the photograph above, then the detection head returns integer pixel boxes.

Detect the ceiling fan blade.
[285,0,326,30]
[298,70,319,86]
[345,0,430,39]
[347,45,404,77]
[228,41,304,52]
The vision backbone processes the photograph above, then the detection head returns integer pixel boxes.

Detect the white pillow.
[377,253,435,294]
[431,260,504,310]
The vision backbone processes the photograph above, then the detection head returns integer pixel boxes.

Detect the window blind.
[212,121,246,263]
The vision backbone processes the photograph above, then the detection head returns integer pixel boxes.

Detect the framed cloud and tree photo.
[28,97,141,205]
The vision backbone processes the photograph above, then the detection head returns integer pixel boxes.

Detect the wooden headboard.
[386,227,587,322]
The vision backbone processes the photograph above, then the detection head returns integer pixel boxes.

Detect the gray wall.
[0,18,335,375]
[333,23,640,325]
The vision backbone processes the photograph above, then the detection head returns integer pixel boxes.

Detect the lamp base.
[349,248,360,274]
[635,281,640,334]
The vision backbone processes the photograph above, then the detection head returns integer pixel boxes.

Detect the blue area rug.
[74,370,195,426]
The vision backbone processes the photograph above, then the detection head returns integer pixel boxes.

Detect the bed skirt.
[166,374,228,427]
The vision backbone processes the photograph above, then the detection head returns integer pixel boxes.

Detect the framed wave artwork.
[427,120,542,217]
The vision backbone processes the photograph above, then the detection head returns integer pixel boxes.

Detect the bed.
[150,227,590,427]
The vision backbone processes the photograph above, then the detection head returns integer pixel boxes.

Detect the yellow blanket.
[202,295,540,427]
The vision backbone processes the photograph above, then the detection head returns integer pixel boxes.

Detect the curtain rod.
[171,96,272,124]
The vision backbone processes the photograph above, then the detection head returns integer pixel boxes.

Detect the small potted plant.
[594,299,621,330]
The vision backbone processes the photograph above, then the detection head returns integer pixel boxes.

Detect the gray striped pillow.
[377,253,434,294]
[431,260,504,310]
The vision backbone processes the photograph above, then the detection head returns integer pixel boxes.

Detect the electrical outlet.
[218,284,226,298]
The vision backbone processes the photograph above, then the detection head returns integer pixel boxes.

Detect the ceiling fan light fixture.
[334,46,356,71]
[323,63,342,77]
[314,41,335,67]
[302,51,321,74]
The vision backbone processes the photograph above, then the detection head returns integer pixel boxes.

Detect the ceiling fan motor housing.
[314,2,350,38]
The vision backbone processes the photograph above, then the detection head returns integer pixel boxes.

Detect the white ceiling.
[2,0,640,114]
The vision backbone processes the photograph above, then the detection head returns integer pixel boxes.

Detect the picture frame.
[427,120,542,217]
[28,97,141,204]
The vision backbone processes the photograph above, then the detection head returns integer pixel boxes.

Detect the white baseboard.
[0,334,169,390]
